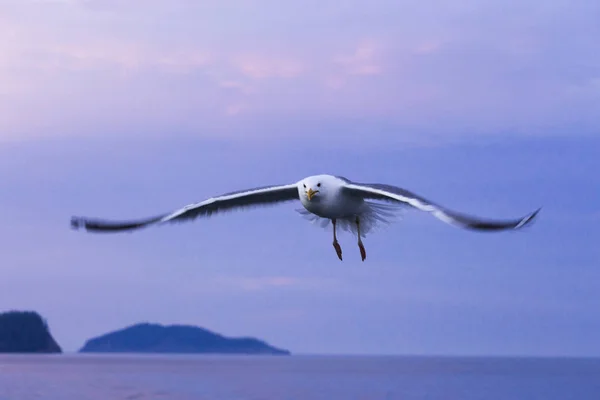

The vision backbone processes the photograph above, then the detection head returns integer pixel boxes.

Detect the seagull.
[70,174,540,261]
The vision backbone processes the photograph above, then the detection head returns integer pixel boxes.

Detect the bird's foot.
[358,240,366,261]
[333,240,343,261]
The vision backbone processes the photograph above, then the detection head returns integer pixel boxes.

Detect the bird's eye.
[303,183,306,188]
[317,183,321,187]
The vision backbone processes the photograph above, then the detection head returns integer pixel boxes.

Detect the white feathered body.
[298,184,360,219]
[296,175,405,238]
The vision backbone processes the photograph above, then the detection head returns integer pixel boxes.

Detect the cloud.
[234,55,305,79]
[566,77,600,98]
[333,41,383,76]
[219,80,254,94]
[2,34,212,74]
[324,40,384,90]
[1,0,599,144]
[413,40,444,55]
[224,103,249,116]
[212,275,342,292]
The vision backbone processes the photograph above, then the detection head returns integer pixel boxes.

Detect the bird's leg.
[356,216,366,261]
[332,219,343,261]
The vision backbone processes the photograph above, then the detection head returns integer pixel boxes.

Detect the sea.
[0,354,599,400]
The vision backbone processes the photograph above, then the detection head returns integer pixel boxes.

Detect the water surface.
[1,354,599,399]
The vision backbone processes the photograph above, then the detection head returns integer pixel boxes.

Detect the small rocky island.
[79,323,290,355]
[0,310,62,353]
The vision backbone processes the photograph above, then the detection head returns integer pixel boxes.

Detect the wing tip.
[70,216,86,231]
[69,214,167,233]
[515,207,541,229]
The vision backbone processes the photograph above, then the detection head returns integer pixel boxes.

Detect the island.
[0,310,62,353]
[79,322,291,355]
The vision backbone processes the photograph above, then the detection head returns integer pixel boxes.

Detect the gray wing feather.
[342,182,540,231]
[71,183,299,233]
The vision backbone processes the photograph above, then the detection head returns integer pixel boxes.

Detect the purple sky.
[1,0,599,355]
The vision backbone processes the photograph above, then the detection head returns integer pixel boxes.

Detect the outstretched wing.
[342,182,540,231]
[71,183,300,233]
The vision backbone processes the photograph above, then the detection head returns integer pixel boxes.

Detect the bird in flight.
[71,174,540,261]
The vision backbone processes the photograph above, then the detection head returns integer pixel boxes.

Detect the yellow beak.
[306,188,318,201]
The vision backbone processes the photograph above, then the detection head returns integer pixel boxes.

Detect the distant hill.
[79,323,291,355]
[0,310,62,353]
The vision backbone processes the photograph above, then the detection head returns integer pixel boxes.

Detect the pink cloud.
[234,55,305,79]
[40,43,213,74]
[1,0,599,144]
[218,80,255,94]
[224,103,247,116]
[334,41,383,76]
[324,75,346,90]
[413,40,445,55]
[154,51,213,73]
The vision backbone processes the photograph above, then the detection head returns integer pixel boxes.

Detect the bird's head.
[299,175,332,202]
[299,177,324,201]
